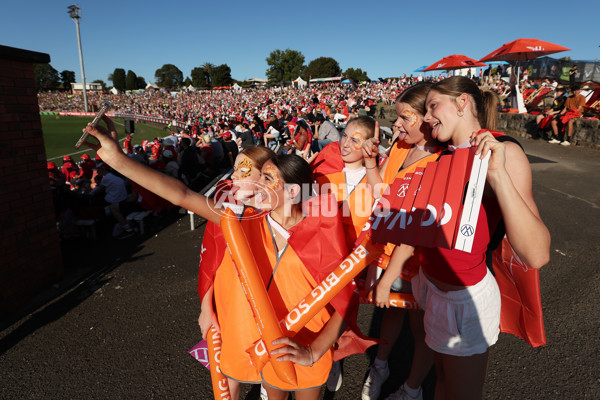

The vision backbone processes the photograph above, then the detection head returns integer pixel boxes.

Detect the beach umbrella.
[424,54,486,71]
[479,38,570,62]
[480,38,570,113]
[414,65,428,72]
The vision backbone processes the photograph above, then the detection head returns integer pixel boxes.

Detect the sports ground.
[41,115,167,162]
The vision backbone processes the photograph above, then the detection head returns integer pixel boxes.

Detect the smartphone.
[74,101,111,149]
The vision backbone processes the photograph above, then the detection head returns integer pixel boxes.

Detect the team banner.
[371,148,490,253]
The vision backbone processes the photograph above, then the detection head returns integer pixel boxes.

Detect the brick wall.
[0,45,63,318]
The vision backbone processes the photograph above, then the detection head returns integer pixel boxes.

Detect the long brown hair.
[430,76,499,130]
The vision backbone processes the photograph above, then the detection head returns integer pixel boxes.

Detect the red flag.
[310,142,344,180]
[493,238,546,347]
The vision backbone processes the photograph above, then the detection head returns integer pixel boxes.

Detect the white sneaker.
[560,141,571,146]
[548,138,561,144]
[361,363,390,400]
[385,384,423,400]
[326,360,343,392]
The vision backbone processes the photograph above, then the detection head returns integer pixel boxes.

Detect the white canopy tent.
[293,76,307,89]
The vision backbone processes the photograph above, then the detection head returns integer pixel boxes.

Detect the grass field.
[41,115,168,161]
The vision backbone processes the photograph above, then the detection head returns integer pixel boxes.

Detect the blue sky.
[1,0,598,84]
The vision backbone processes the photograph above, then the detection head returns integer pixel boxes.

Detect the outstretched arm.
[83,116,222,225]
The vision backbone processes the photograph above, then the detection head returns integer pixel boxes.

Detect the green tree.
[202,62,216,87]
[136,76,147,89]
[112,68,126,91]
[125,70,138,90]
[34,63,60,90]
[191,66,209,88]
[344,67,369,82]
[210,64,233,87]
[266,49,305,83]
[184,77,192,87]
[305,57,341,79]
[60,70,76,90]
[155,64,183,89]
[558,56,572,62]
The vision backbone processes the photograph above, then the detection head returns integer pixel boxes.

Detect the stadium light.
[67,5,89,112]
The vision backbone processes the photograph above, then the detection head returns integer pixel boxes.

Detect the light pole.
[67,5,88,112]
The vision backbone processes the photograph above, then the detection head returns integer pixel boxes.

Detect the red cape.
[310,142,344,180]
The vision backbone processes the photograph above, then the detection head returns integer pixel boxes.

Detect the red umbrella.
[479,38,570,62]
[423,54,487,71]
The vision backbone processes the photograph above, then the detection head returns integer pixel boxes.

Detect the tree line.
[33,48,370,91]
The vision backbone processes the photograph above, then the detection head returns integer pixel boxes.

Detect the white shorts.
[412,268,501,356]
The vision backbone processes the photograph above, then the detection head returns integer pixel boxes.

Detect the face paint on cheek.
[237,157,253,179]
[351,131,365,150]
[403,110,418,127]
[263,165,282,191]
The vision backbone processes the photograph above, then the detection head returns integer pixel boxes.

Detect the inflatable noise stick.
[220,209,297,386]
[283,235,384,335]
[206,327,231,400]
[358,290,420,310]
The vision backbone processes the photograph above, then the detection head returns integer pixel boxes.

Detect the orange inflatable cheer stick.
[283,235,383,334]
[220,209,297,386]
[206,327,231,400]
[358,290,420,309]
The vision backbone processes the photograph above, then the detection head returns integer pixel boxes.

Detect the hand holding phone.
[75,101,111,149]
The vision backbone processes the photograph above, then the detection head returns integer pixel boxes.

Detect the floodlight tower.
[67,5,88,112]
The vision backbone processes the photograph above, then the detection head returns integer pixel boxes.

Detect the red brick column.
[0,45,63,318]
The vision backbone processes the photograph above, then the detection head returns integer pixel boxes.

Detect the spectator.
[77,154,96,179]
[221,131,239,169]
[237,123,255,150]
[61,155,80,184]
[162,149,180,179]
[90,166,134,238]
[312,113,340,152]
[533,87,566,141]
[549,84,586,146]
[569,65,578,87]
[47,161,66,187]
[263,114,282,150]
[178,137,206,190]
[131,144,148,165]
[123,135,133,154]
